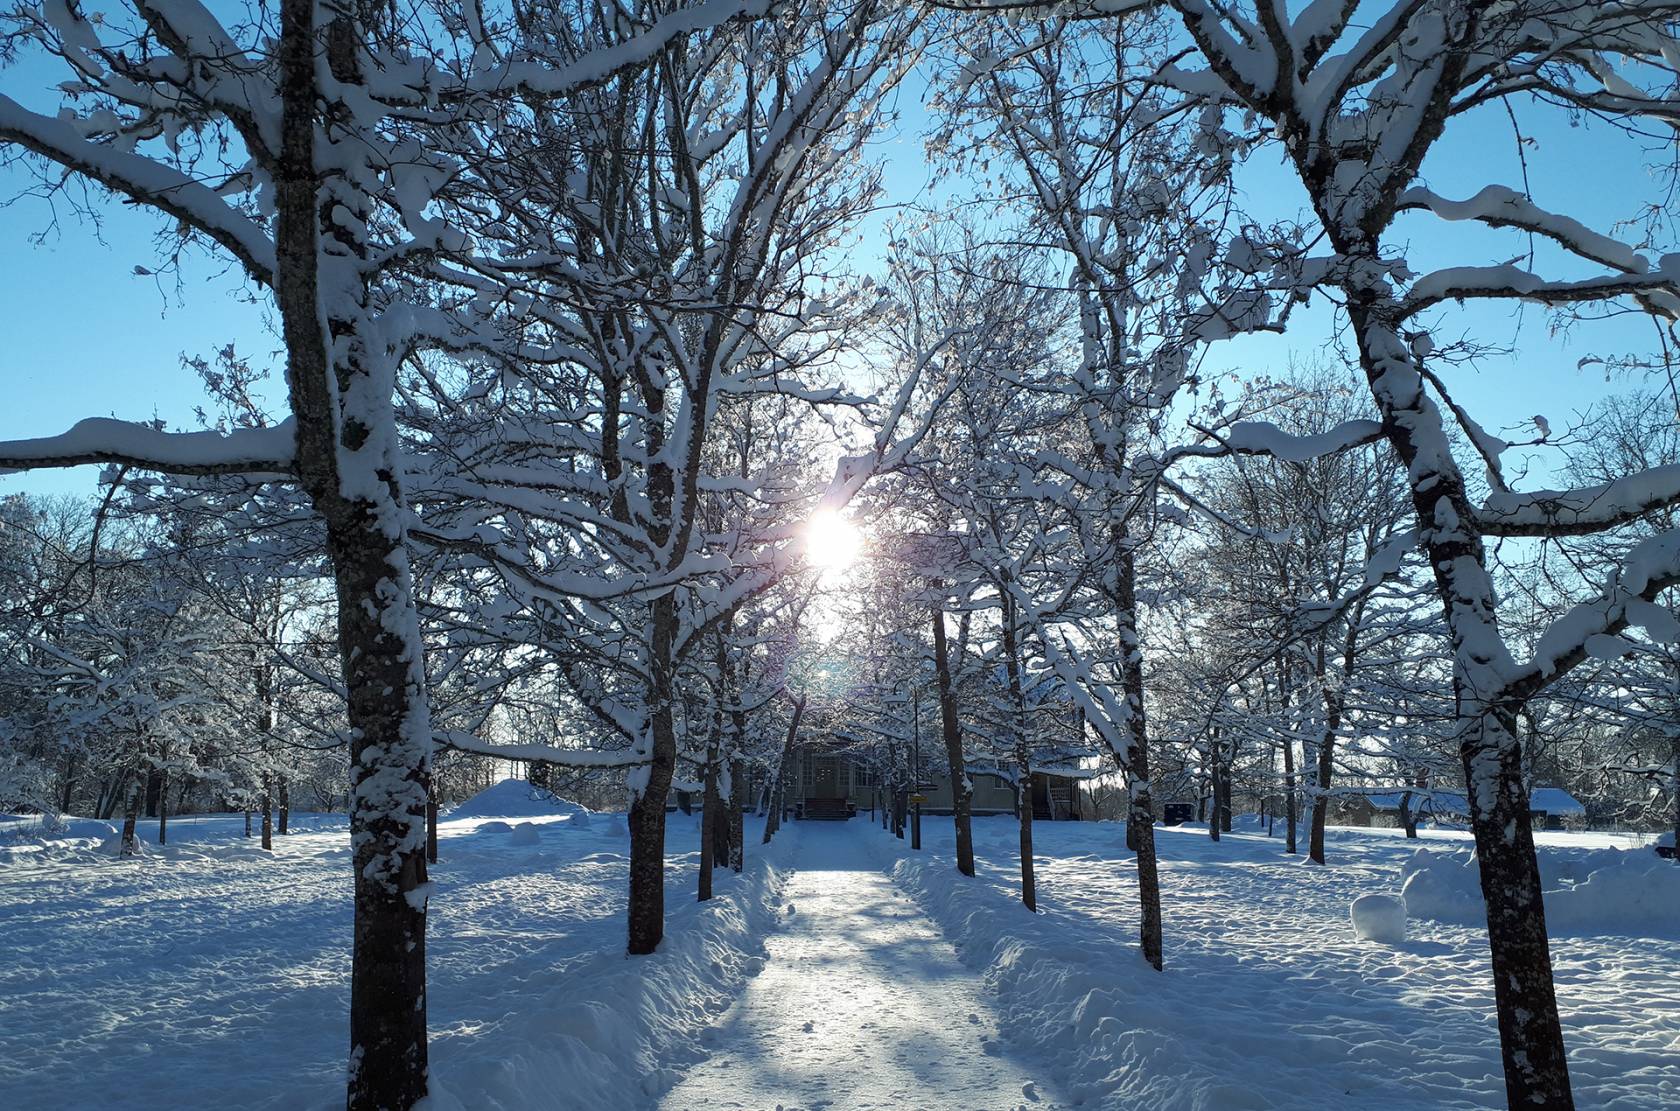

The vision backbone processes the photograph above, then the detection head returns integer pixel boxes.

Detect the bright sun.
[803,509,863,573]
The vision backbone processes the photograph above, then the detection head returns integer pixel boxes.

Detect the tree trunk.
[144,767,162,819]
[1219,765,1233,833]
[1400,791,1418,839]
[627,592,678,952]
[278,776,290,835]
[120,771,143,856]
[763,696,803,846]
[1464,711,1572,1108]
[728,750,745,873]
[1001,596,1036,911]
[261,773,274,852]
[911,694,923,851]
[275,7,433,1104]
[1348,289,1571,1107]
[1282,731,1298,854]
[1207,739,1222,844]
[699,750,720,902]
[1113,546,1163,970]
[426,788,439,866]
[1670,733,1679,863]
[930,599,975,877]
[156,769,169,846]
[1310,629,1358,863]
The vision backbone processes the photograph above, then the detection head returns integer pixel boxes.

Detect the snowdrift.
[422,820,794,1111]
[875,831,1265,1110]
[1400,845,1680,936]
[446,778,591,822]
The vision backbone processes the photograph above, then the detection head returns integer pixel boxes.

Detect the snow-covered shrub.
[509,822,541,846]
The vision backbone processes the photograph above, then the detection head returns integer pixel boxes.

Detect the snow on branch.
[0,417,296,476]
[1477,464,1680,537]
[1512,530,1680,700]
[1164,418,1384,467]
[1397,185,1650,275]
[1401,257,1680,319]
[0,96,276,284]
[482,0,772,95]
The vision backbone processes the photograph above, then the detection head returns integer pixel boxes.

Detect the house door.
[809,757,842,799]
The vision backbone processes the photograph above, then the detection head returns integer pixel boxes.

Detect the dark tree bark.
[276,6,433,1103]
[1400,791,1418,839]
[763,695,803,845]
[261,774,274,852]
[119,770,143,856]
[1670,735,1680,863]
[156,769,169,846]
[144,767,163,819]
[1344,285,1571,1107]
[1309,618,1362,863]
[930,597,974,877]
[278,776,290,835]
[1282,728,1298,854]
[426,788,439,866]
[699,749,720,903]
[1000,595,1035,911]
[1207,736,1222,844]
[728,747,746,873]
[59,754,77,816]
[628,593,679,953]
[1110,546,1164,969]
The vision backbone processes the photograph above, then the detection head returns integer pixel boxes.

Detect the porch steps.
[801,797,851,821]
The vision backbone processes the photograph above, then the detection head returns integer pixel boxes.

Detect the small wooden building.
[788,744,1093,821]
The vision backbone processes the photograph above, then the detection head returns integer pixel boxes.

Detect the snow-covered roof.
[1528,787,1586,816]
[1031,762,1103,781]
[1345,786,1583,816]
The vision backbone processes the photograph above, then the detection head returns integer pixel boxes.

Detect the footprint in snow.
[1022,1081,1040,1102]
[801,1020,815,1033]
[785,903,797,916]
[967,1013,981,1024]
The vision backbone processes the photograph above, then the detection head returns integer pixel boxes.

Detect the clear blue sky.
[2,30,1669,504]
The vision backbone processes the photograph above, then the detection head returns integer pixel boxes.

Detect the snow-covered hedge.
[1400,845,1680,936]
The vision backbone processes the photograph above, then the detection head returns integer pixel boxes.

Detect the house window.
[854,764,875,788]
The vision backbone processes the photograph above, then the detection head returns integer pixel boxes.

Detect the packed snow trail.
[660,823,1067,1111]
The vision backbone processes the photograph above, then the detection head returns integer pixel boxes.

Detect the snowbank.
[873,829,1253,1109]
[1400,845,1680,935]
[446,778,592,821]
[420,821,795,1111]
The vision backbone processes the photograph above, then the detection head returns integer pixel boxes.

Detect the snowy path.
[660,824,1067,1111]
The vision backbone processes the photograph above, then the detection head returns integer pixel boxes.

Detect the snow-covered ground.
[5,797,1677,1110]
[879,816,1680,1110]
[660,823,1067,1111]
[0,781,791,1111]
